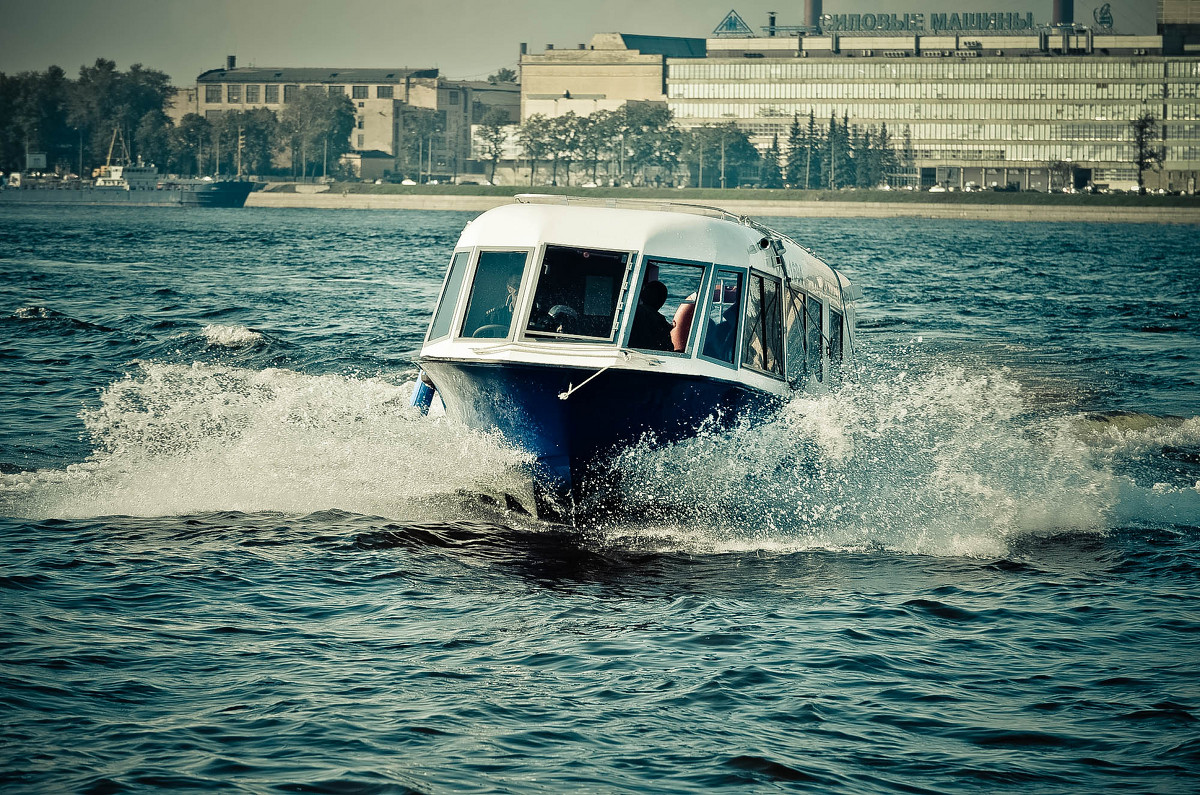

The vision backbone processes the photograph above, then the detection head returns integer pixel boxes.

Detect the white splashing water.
[1,361,532,521]
[201,324,264,348]
[3,357,1196,557]
[605,361,1200,557]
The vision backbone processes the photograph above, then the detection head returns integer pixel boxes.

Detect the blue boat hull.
[419,358,779,517]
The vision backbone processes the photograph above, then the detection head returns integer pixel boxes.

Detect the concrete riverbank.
[245,189,1200,224]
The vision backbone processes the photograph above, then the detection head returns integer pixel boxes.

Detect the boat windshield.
[426,251,471,342]
[460,250,528,338]
[525,245,631,342]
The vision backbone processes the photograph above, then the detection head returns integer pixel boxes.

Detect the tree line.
[477,103,912,189]
[0,60,357,179]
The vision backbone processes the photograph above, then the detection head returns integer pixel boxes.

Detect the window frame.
[622,255,711,356]
[740,270,785,380]
[521,242,637,345]
[456,247,534,341]
[696,265,748,369]
[806,295,824,384]
[828,307,844,363]
[425,249,474,343]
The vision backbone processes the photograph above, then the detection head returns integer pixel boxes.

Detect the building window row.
[670,59,1176,81]
[202,82,399,104]
[670,80,1174,101]
[669,100,1173,123]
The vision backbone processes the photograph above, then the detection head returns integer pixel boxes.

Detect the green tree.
[169,113,211,176]
[761,133,784,189]
[1130,111,1165,194]
[852,125,873,188]
[116,63,172,160]
[0,74,20,169]
[5,67,72,171]
[823,113,853,189]
[278,86,354,179]
[487,68,518,85]
[578,109,617,183]
[784,114,804,187]
[210,107,278,177]
[620,102,679,185]
[518,113,551,185]
[683,123,758,188]
[546,111,580,186]
[134,109,171,169]
[397,107,444,182]
[804,111,823,189]
[876,122,899,186]
[476,106,512,184]
[63,59,171,172]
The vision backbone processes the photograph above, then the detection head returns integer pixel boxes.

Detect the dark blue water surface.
[1,205,1198,794]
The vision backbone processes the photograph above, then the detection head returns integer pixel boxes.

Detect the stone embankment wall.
[246,190,1200,224]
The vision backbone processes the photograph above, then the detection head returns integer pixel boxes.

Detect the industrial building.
[519,0,1200,191]
[181,57,519,180]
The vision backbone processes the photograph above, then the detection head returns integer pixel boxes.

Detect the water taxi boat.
[415,195,859,519]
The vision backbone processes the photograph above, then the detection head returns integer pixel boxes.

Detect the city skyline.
[2,0,1156,86]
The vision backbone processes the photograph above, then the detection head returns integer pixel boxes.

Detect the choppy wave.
[3,352,1196,558]
[200,323,264,348]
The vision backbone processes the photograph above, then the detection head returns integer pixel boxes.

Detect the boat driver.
[628,280,674,352]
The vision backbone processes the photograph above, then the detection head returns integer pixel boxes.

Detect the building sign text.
[820,11,1037,33]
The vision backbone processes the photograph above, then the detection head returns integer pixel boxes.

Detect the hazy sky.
[2,0,1156,85]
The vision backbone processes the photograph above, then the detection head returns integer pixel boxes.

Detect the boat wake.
[2,354,1197,557]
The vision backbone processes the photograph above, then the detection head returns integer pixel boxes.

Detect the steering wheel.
[471,324,509,338]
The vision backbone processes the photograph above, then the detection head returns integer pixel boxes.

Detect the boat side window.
[783,287,807,385]
[627,260,706,354]
[806,298,824,383]
[700,269,743,365]
[741,272,784,378]
[829,309,844,363]
[426,250,471,342]
[525,245,632,342]
[460,250,529,339]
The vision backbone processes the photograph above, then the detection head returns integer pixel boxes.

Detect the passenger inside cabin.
[627,280,674,352]
[671,298,696,352]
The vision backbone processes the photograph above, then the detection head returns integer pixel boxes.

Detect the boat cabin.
[422,196,857,392]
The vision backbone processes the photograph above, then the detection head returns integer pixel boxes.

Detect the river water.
[1,205,1198,793]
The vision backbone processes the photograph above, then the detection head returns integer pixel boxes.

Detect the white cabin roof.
[456,197,857,305]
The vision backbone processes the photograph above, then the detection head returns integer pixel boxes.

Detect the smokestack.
[768,12,777,37]
[804,0,823,31]
[226,55,236,70]
[1052,0,1074,26]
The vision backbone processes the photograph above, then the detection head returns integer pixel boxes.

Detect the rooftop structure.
[520,32,706,119]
